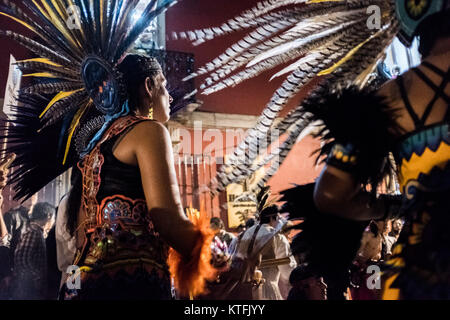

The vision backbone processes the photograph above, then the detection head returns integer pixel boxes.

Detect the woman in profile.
[0,0,214,301]
[54,55,210,299]
[61,54,214,300]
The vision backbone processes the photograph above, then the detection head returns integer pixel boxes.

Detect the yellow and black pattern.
[405,0,432,19]
[383,123,450,299]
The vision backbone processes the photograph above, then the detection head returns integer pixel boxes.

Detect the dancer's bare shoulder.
[113,120,171,166]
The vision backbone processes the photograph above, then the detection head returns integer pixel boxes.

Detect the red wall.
[166,0,315,117]
[175,126,323,220]
[166,0,323,196]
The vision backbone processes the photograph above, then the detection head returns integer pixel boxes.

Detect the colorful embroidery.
[78,116,147,230]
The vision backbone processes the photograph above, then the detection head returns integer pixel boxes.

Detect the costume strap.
[396,75,422,129]
[414,66,450,125]
[247,224,263,257]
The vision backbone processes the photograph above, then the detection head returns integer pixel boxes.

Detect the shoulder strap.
[421,61,447,78]
[412,66,450,126]
[247,224,262,257]
[97,116,150,149]
[420,72,450,125]
[235,228,247,251]
[413,67,450,105]
[396,75,421,128]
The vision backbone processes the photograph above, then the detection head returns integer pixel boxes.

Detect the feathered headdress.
[0,0,178,200]
[175,0,448,195]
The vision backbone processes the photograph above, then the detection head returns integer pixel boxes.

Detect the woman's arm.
[132,121,199,258]
[314,164,397,221]
[0,156,13,240]
[0,198,7,240]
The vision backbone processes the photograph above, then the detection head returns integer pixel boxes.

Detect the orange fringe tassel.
[167,210,217,298]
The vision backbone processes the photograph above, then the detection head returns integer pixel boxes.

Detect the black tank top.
[96,128,146,201]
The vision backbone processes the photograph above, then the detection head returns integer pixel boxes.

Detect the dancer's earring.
[148,105,153,120]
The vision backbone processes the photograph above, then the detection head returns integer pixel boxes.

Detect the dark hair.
[259,205,279,224]
[30,202,55,222]
[117,54,162,112]
[416,10,450,57]
[210,217,225,230]
[289,264,317,284]
[245,217,256,229]
[287,264,318,300]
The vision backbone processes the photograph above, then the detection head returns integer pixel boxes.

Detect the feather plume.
[0,30,71,65]
[1,0,174,200]
[40,90,89,129]
[20,82,84,95]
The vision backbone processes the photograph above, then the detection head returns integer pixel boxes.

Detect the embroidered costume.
[0,0,214,299]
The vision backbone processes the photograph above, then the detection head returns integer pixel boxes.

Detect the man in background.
[12,202,55,299]
[210,217,236,247]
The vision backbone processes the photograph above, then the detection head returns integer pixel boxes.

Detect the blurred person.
[287,264,327,300]
[356,221,384,263]
[280,183,368,300]
[228,217,256,255]
[351,220,386,300]
[210,217,236,247]
[55,190,77,294]
[232,205,296,300]
[390,219,404,240]
[45,218,60,300]
[381,220,397,260]
[212,187,295,300]
[12,202,55,299]
[0,155,15,299]
[245,217,256,229]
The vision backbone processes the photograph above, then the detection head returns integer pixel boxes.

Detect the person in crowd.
[210,217,236,247]
[381,220,397,260]
[287,263,328,300]
[389,219,404,240]
[232,205,296,300]
[12,202,55,299]
[0,156,13,299]
[351,220,386,300]
[281,183,368,300]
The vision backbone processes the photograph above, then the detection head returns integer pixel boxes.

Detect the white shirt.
[231,219,297,300]
[55,194,77,287]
